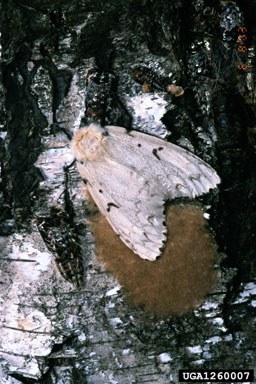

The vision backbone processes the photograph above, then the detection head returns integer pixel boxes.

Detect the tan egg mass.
[92,203,218,318]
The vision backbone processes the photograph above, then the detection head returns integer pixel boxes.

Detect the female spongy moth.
[71,124,220,261]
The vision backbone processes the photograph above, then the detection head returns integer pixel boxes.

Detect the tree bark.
[0,1,255,383]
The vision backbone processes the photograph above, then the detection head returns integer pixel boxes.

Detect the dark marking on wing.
[176,184,183,190]
[158,147,163,151]
[152,148,161,160]
[159,244,165,253]
[99,189,103,193]
[107,202,120,212]
[137,143,142,147]
[189,174,200,181]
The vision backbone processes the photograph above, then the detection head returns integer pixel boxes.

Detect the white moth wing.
[76,158,166,260]
[105,125,220,198]
[71,123,220,261]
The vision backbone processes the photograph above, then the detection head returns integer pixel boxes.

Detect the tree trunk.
[1,1,255,383]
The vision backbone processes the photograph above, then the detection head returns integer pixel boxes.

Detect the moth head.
[71,124,108,161]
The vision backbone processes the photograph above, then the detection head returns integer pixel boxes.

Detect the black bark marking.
[107,202,120,212]
[137,143,142,147]
[99,189,103,193]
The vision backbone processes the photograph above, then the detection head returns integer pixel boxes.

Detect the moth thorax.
[82,134,105,161]
[72,124,107,161]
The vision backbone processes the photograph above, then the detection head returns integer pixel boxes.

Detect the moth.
[36,207,84,288]
[71,123,220,261]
